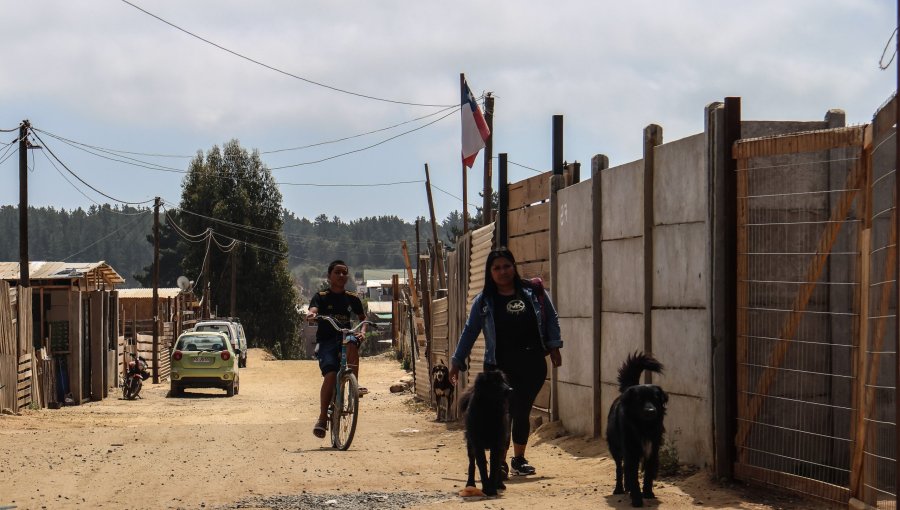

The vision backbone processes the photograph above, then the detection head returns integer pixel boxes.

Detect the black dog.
[432,360,454,422]
[606,352,668,507]
[459,368,512,497]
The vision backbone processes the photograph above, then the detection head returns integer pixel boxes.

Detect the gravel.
[228,490,449,510]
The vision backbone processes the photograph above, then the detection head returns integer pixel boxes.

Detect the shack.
[0,261,124,406]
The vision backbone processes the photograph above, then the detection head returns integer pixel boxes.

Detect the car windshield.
[195,324,233,340]
[177,335,228,352]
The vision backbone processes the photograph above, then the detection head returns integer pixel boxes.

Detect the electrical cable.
[120,0,458,108]
[31,131,156,206]
[0,126,19,133]
[0,146,18,166]
[506,159,544,174]
[262,104,461,154]
[61,210,152,262]
[270,107,460,170]
[879,27,898,70]
[34,128,186,173]
[430,183,480,209]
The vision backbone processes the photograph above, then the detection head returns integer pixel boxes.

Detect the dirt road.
[0,350,820,510]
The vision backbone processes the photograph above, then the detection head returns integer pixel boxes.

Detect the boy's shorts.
[315,336,360,376]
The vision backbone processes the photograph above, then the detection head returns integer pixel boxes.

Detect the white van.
[194,320,248,368]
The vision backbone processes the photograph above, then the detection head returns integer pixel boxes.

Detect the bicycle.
[315,315,378,450]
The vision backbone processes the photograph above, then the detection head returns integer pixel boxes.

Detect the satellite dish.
[177,276,191,291]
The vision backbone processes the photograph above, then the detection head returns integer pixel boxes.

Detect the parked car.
[194,320,248,368]
[170,331,240,397]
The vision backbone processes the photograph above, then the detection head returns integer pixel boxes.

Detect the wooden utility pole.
[498,153,509,248]
[482,93,494,225]
[152,197,160,383]
[203,232,211,319]
[415,219,421,261]
[19,120,30,288]
[401,241,419,311]
[424,164,447,289]
[460,73,469,235]
[230,249,237,318]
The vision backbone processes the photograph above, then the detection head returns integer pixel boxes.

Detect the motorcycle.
[123,352,150,400]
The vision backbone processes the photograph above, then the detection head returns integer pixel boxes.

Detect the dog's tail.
[617,352,664,392]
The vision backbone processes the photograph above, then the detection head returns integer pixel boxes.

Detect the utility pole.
[424,164,447,289]
[204,231,211,319]
[18,120,30,288]
[152,197,160,384]
[461,73,469,235]
[230,249,237,318]
[482,93,494,225]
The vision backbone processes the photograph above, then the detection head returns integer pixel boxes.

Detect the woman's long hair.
[483,247,530,296]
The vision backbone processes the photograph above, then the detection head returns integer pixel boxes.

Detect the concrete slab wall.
[650,131,712,468]
[556,180,598,436]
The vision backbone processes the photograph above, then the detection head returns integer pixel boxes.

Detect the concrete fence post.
[643,124,663,384]
[592,153,609,438]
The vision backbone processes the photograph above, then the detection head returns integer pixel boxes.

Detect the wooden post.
[549,114,564,422]
[18,120,30,288]
[498,153,509,248]
[424,164,447,289]
[401,241,419,311]
[391,274,399,348]
[152,197,160,384]
[591,153,608,437]
[482,93,494,225]
[642,124,663,384]
[230,250,237,318]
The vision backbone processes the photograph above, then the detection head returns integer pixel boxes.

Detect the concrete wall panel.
[559,316,593,388]
[601,238,643,313]
[655,133,706,224]
[653,223,707,308]
[601,160,643,240]
[600,383,618,436]
[663,394,713,468]
[557,249,593,318]
[559,180,594,252]
[651,309,710,398]
[558,382,594,436]
[600,312,643,385]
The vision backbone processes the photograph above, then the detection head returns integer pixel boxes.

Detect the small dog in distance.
[431,360,454,422]
[606,352,668,507]
[459,368,513,497]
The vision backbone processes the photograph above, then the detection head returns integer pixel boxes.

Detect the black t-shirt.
[310,290,364,343]
[493,291,542,367]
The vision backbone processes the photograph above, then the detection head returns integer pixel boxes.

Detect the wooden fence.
[0,282,34,412]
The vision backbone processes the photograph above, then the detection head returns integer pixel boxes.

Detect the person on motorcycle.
[307,260,368,438]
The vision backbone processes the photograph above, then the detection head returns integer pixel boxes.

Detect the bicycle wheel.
[331,373,359,450]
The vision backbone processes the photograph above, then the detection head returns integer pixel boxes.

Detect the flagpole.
[461,72,469,235]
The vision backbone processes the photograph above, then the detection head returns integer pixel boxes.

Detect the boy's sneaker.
[510,456,536,476]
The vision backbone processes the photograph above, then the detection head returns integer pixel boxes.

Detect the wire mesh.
[736,139,864,505]
[861,124,898,510]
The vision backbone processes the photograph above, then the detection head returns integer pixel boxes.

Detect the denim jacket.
[451,286,563,371]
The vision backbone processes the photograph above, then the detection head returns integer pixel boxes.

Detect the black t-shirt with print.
[493,291,542,367]
[310,290,364,343]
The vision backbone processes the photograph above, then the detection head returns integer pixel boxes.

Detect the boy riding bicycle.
[307,260,368,438]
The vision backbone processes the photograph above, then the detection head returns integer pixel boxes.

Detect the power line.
[120,0,458,108]
[430,183,480,209]
[61,210,152,261]
[262,105,461,154]
[269,107,459,170]
[31,131,156,206]
[879,27,898,70]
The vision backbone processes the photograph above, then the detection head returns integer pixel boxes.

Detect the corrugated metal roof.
[0,261,125,285]
[117,288,182,299]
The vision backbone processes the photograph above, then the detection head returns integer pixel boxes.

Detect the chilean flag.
[461,77,491,168]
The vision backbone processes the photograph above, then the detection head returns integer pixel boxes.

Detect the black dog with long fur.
[606,352,668,507]
[459,368,512,497]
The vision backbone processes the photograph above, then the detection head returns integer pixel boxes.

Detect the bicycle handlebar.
[315,315,379,334]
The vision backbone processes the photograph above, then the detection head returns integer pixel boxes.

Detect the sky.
[0,0,896,225]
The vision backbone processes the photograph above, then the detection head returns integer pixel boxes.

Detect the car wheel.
[226,380,236,397]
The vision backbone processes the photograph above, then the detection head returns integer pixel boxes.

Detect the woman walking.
[449,247,563,477]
